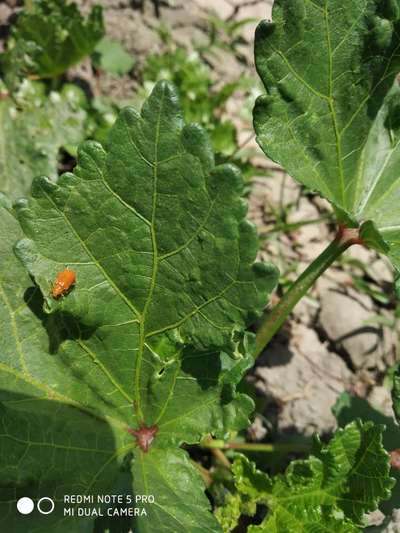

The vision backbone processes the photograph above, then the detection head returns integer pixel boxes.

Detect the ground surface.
[2,0,399,529]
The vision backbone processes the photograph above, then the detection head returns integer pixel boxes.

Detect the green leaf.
[210,121,237,156]
[0,199,124,532]
[2,81,277,531]
[0,80,87,200]
[93,37,135,77]
[143,48,214,126]
[217,421,394,532]
[131,448,220,532]
[141,48,249,160]
[254,0,400,271]
[86,96,120,148]
[215,492,255,533]
[1,0,104,85]
[334,392,400,523]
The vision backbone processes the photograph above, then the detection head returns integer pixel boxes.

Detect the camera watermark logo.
[37,497,55,514]
[16,497,34,515]
[16,497,55,515]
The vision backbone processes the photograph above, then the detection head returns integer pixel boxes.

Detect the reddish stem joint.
[337,224,363,247]
[127,423,158,453]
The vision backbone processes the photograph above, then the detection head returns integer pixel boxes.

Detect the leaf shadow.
[23,286,97,355]
[22,287,119,413]
[93,457,134,533]
[181,348,222,391]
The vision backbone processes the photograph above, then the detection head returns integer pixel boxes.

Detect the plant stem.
[210,447,232,468]
[255,226,362,357]
[190,460,213,487]
[202,439,310,454]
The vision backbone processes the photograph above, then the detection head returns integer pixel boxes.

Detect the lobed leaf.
[0,81,277,531]
[254,0,400,269]
[1,0,104,85]
[217,421,394,532]
[334,392,400,523]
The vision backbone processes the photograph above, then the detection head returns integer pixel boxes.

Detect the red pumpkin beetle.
[51,268,76,299]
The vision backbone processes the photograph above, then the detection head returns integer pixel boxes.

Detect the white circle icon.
[17,497,34,515]
[37,497,55,515]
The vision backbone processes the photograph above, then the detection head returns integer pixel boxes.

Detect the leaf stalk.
[201,439,310,454]
[255,225,362,357]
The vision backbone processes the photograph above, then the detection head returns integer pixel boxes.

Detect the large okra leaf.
[216,421,394,532]
[254,0,400,266]
[4,81,277,532]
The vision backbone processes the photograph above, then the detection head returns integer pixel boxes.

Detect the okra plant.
[1,0,400,532]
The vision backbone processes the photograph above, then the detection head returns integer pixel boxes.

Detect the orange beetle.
[51,268,76,299]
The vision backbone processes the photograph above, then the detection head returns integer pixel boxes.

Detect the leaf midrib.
[134,85,165,422]
[324,0,345,205]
